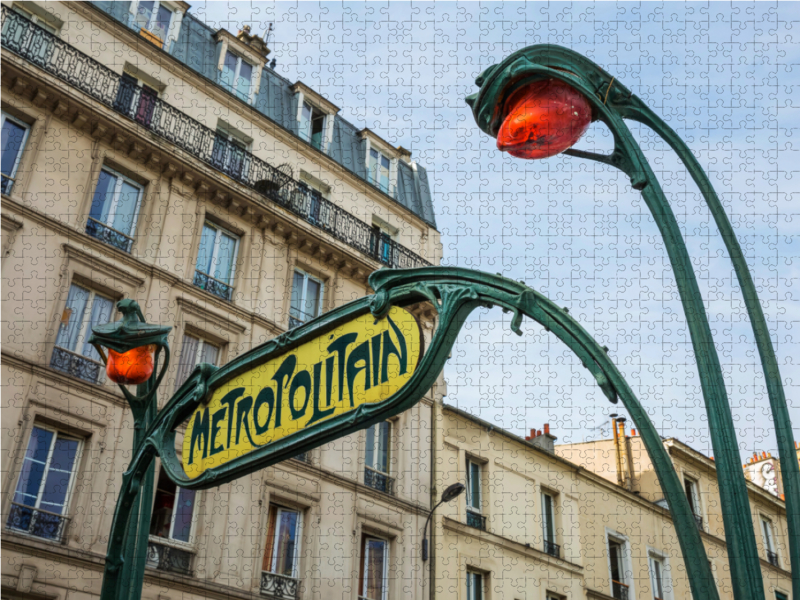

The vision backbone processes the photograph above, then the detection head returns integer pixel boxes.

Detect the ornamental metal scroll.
[100,266,715,600]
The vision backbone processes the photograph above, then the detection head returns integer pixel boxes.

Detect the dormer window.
[130,1,179,50]
[291,83,338,154]
[300,102,326,151]
[368,149,392,195]
[220,51,254,103]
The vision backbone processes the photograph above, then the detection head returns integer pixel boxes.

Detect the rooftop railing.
[1,7,430,271]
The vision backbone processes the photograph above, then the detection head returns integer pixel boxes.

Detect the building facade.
[1,2,442,599]
[432,406,794,600]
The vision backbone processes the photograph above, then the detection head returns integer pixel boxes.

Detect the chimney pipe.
[544,423,550,435]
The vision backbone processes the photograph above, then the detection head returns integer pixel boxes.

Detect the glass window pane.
[468,462,480,509]
[81,296,114,360]
[274,509,299,576]
[39,467,72,513]
[304,278,321,319]
[12,427,53,506]
[171,487,196,542]
[1,118,27,177]
[134,0,154,30]
[150,4,172,42]
[365,538,386,600]
[376,422,389,473]
[174,334,199,390]
[213,232,237,284]
[236,60,253,101]
[111,180,141,235]
[220,51,237,91]
[89,170,117,224]
[290,271,305,319]
[55,284,90,352]
[196,224,217,276]
[49,437,79,472]
[200,342,219,366]
[149,471,176,538]
[365,424,375,469]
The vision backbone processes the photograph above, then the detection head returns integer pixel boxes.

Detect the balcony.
[767,550,779,567]
[543,539,561,558]
[50,347,103,383]
[146,539,193,576]
[364,467,394,495]
[0,7,430,271]
[466,510,486,531]
[193,270,234,302]
[261,572,300,599]
[86,218,134,253]
[6,502,69,542]
[611,580,629,600]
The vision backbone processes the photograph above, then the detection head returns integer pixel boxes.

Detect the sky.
[192,1,800,458]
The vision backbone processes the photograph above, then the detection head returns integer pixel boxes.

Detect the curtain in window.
[150,4,172,41]
[304,278,321,319]
[38,436,79,514]
[196,224,217,275]
[113,180,141,235]
[364,538,386,600]
[81,296,114,361]
[89,170,117,225]
[213,231,237,284]
[13,426,54,507]
[274,509,299,576]
[200,342,218,366]
[175,334,199,390]
[55,284,90,352]
[171,487,196,542]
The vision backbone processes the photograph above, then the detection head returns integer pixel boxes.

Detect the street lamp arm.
[422,497,448,562]
[620,100,800,598]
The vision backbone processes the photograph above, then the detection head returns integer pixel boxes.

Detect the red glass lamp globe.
[497,78,592,159]
[106,344,156,385]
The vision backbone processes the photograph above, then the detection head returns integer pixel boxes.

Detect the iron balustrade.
[767,550,779,567]
[260,572,300,599]
[611,580,629,600]
[466,510,486,531]
[6,502,70,542]
[543,539,561,558]
[1,174,16,195]
[86,218,134,253]
[364,467,395,495]
[1,7,430,271]
[146,539,193,576]
[50,347,103,383]
[293,452,310,463]
[193,270,234,302]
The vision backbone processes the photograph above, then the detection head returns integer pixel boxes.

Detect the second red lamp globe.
[497,78,592,159]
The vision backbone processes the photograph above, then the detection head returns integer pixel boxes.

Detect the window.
[1,112,30,195]
[368,148,392,194]
[608,538,629,600]
[50,283,115,383]
[360,535,388,600]
[220,51,254,103]
[113,73,158,129]
[86,167,144,253]
[542,491,559,558]
[147,468,196,575]
[762,517,779,567]
[174,334,219,391]
[261,505,302,597]
[194,222,239,301]
[364,422,393,494]
[684,477,702,530]
[370,224,394,265]
[132,0,174,49]
[775,592,788,600]
[466,570,483,600]
[211,128,249,180]
[466,459,485,530]
[299,102,326,150]
[649,555,666,600]
[7,425,81,542]
[289,270,323,329]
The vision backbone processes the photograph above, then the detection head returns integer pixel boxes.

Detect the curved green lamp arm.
[619,98,800,599]
[466,46,765,600]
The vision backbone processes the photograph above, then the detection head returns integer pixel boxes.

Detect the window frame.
[289,269,324,327]
[263,504,303,579]
[132,0,175,46]
[466,458,482,514]
[220,50,255,103]
[542,490,556,545]
[368,147,393,194]
[683,476,703,528]
[174,332,220,391]
[364,421,391,475]
[7,423,83,541]
[299,101,327,151]
[148,465,198,547]
[196,221,240,287]
[606,533,632,598]
[648,553,667,600]
[466,570,484,600]
[1,111,31,194]
[87,166,145,248]
[360,534,389,600]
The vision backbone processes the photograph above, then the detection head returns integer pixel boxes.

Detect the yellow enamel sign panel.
[182,306,422,478]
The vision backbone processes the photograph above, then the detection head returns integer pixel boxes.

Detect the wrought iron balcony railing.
[260,571,300,599]
[466,510,486,531]
[611,580,629,600]
[364,467,395,495]
[1,7,430,271]
[293,452,310,463]
[193,270,234,302]
[50,346,103,383]
[543,539,560,558]
[146,539,194,576]
[767,550,779,567]
[6,502,70,542]
[86,218,134,253]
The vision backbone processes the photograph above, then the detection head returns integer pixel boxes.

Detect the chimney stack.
[526,423,557,453]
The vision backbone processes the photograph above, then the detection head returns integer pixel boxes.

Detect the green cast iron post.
[466,44,796,600]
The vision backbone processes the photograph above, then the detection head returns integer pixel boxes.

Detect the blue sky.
[195,2,800,457]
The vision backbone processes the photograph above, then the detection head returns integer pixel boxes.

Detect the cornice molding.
[62,243,147,289]
[176,297,248,334]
